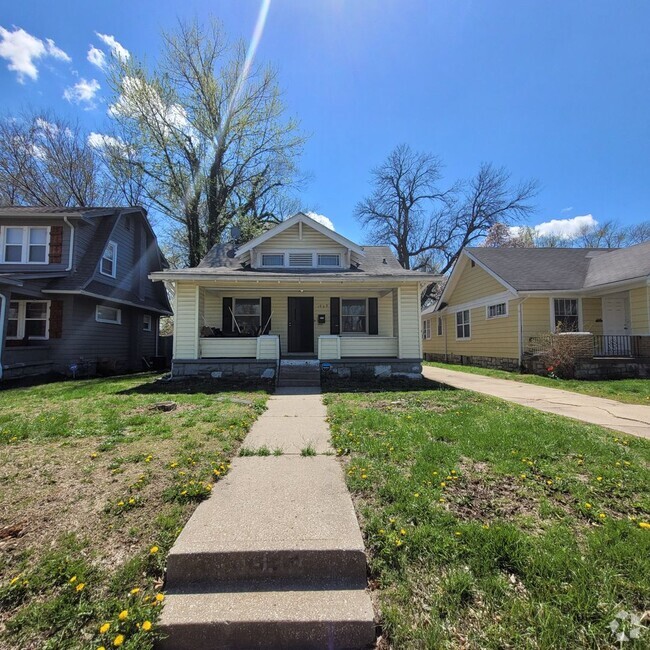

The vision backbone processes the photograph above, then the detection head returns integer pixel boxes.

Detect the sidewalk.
[158,387,375,649]
[422,366,650,439]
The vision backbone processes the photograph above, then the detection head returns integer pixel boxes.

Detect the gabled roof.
[584,241,650,287]
[234,212,366,257]
[0,206,120,219]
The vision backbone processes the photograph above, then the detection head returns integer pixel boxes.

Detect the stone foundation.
[172,359,278,381]
[523,353,650,379]
[321,358,423,382]
[423,352,520,372]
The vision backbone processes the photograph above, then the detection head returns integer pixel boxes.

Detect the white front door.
[602,293,630,356]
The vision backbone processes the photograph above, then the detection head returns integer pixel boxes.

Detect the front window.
[2,226,49,264]
[96,305,121,324]
[422,319,431,340]
[342,299,366,333]
[233,298,261,335]
[553,299,579,332]
[6,300,49,340]
[101,241,117,277]
[318,253,340,267]
[456,309,470,339]
[487,302,507,319]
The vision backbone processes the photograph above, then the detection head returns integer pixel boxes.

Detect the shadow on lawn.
[321,377,456,394]
[118,376,275,397]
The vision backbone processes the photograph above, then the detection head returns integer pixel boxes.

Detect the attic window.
[317,253,340,267]
[289,252,313,267]
[101,241,117,278]
[261,253,284,267]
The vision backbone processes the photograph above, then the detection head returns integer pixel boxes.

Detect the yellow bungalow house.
[151,213,439,383]
[422,243,650,377]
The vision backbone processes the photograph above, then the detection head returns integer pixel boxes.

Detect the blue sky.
[1,0,649,243]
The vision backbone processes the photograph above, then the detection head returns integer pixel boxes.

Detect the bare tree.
[0,110,117,207]
[356,146,538,273]
[104,18,305,266]
[482,222,535,248]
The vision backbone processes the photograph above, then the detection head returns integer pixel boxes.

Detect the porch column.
[173,282,200,359]
[396,284,422,359]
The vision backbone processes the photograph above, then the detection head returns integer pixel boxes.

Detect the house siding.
[451,258,507,304]
[630,286,650,334]
[582,297,603,335]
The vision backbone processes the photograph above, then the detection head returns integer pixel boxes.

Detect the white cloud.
[63,78,101,108]
[87,45,106,70]
[305,212,335,231]
[95,32,129,62]
[534,214,597,239]
[0,26,70,83]
[88,131,124,150]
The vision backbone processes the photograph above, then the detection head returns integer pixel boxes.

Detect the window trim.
[260,252,285,268]
[486,301,508,320]
[0,226,50,265]
[143,314,153,332]
[100,240,118,278]
[550,297,581,333]
[317,253,341,268]
[6,300,51,340]
[95,304,122,324]
[437,316,443,336]
[422,318,431,340]
[341,297,368,335]
[455,309,471,340]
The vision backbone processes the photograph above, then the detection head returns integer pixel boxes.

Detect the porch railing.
[593,335,641,358]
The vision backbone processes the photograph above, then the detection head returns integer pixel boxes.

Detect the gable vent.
[288,253,313,267]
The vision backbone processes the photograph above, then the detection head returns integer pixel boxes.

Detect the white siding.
[175,283,199,358]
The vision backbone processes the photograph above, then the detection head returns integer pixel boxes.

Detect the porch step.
[277,360,321,388]
[157,589,375,650]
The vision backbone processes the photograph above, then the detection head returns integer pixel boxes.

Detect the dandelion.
[91,452,98,459]
[76,583,85,592]
[395,539,403,546]
[596,476,603,481]
[69,576,77,583]
[155,593,165,602]
[100,623,110,634]
[379,529,385,534]
[440,482,446,488]
[113,635,124,647]
[585,503,592,509]
[130,587,140,595]
[520,474,526,479]
[142,620,152,631]
[639,522,650,530]
[439,497,445,503]
[598,513,606,519]
[361,474,367,479]
[400,528,407,536]
[10,576,19,585]
[547,480,553,485]
[414,493,419,498]
[117,501,124,507]
[118,609,128,621]
[150,546,159,554]
[455,531,461,536]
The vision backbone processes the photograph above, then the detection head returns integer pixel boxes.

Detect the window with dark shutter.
[49,226,63,264]
[330,297,340,334]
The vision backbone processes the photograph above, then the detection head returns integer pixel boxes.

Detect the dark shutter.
[49,226,63,264]
[49,300,63,338]
[261,297,272,334]
[330,297,340,335]
[368,297,379,335]
[222,297,233,333]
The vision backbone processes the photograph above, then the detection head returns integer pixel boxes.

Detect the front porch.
[171,281,424,380]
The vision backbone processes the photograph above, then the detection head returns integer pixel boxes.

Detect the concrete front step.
[277,380,321,388]
[165,457,367,587]
[157,588,376,649]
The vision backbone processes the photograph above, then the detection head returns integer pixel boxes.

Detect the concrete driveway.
[423,365,650,439]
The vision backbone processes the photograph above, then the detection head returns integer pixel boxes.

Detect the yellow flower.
[520,474,526,479]
[117,501,124,507]
[118,609,128,621]
[98,646,106,650]
[361,474,367,479]
[598,513,606,519]
[100,623,110,634]
[639,522,650,529]
[596,476,603,482]
[440,482,446,487]
[130,587,140,595]
[113,635,124,647]
[76,583,85,592]
[400,528,406,536]
[69,576,77,583]
[142,620,152,631]
[395,539,403,547]
[10,576,19,585]
[413,493,419,498]
[155,593,165,602]
[150,546,159,554]
[455,531,461,536]
[585,503,592,509]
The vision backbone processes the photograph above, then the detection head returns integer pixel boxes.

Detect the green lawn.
[424,361,650,405]
[0,374,268,650]
[325,386,650,649]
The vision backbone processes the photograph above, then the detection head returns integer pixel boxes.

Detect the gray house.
[0,206,171,381]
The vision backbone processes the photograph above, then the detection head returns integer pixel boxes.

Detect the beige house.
[152,213,439,382]
[422,243,650,374]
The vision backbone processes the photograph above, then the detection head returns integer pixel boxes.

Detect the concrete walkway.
[423,366,650,439]
[159,388,375,649]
